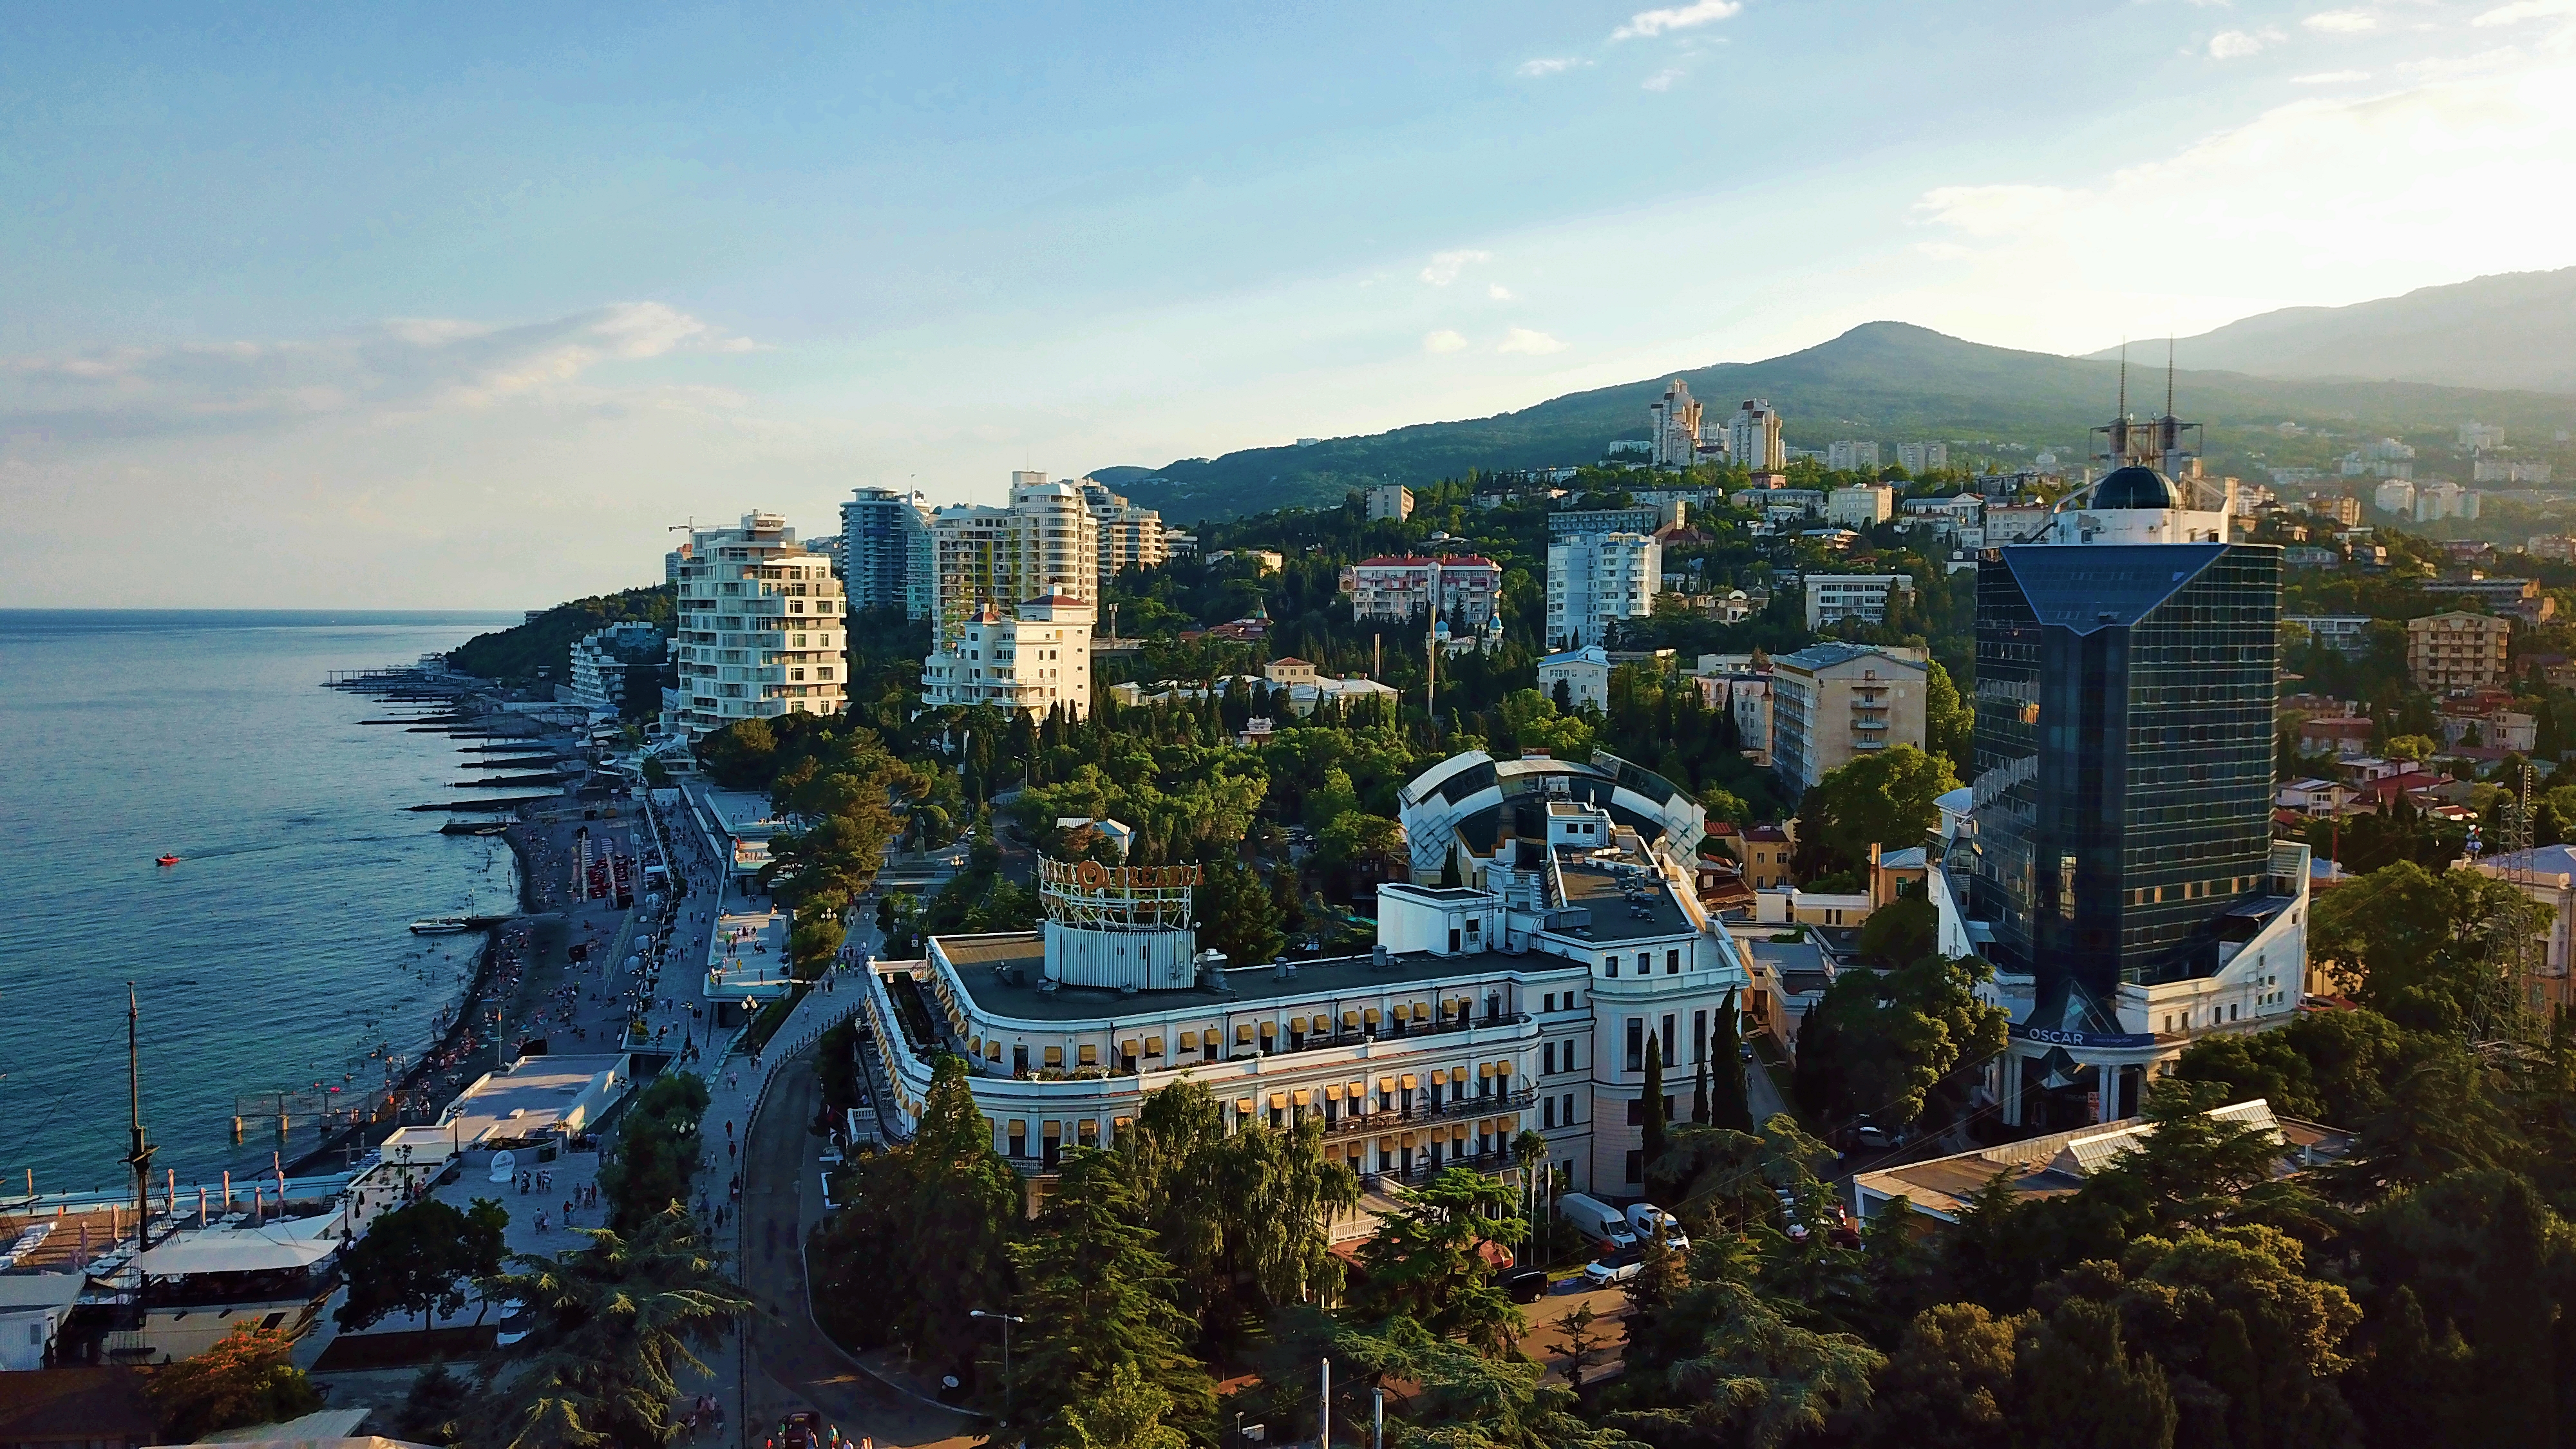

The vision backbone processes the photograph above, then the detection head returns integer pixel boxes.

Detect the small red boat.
[155,855,180,866]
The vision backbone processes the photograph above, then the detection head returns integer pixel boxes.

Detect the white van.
[1625,1202,1689,1252]
[1557,1193,1639,1251]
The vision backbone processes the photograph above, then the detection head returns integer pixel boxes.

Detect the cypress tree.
[1711,989,1755,1131]
[1692,1055,1710,1126]
[2470,1177,2557,1444]
[1642,1036,1669,1192]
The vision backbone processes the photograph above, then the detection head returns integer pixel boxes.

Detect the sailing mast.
[126,987,155,1257]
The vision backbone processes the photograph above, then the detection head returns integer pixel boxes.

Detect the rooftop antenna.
[2164,337,2175,421]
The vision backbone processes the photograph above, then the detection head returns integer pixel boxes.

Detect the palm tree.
[474,1206,754,1449]
[1513,1130,1549,1256]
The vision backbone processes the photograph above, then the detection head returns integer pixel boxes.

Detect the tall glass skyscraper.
[1971,469,2282,1027]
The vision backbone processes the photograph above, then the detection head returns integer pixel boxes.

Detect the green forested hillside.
[447,585,672,682]
[1103,322,2576,524]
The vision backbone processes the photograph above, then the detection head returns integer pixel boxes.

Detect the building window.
[1544,1042,1557,1074]
[1605,956,1619,978]
[1667,949,1681,974]
[1693,1009,1707,1062]
[1625,1018,1644,1072]
[1543,1097,1557,1128]
[1625,1149,1643,1184]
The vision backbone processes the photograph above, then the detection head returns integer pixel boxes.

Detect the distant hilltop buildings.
[1638,379,1944,477]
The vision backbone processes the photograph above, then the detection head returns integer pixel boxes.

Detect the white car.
[1583,1251,1645,1287]
[1774,1187,1810,1242]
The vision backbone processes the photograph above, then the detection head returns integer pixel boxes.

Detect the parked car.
[1583,1251,1645,1287]
[1774,1186,1810,1242]
[1851,1117,1893,1150]
[1499,1266,1551,1302]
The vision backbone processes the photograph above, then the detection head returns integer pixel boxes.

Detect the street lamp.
[970,1309,1025,1423]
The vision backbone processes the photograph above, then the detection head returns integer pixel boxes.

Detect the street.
[736,1045,981,1448]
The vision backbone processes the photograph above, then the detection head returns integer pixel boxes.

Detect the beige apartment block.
[1769,643,1928,799]
[2406,611,2510,694]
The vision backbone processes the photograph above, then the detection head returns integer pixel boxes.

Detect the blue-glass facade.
[1970,542,2281,1019]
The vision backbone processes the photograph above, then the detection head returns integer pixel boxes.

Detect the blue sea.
[0,611,527,1194]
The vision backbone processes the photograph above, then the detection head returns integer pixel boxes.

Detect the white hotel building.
[666,513,846,742]
[920,594,1097,720]
[857,750,1751,1194]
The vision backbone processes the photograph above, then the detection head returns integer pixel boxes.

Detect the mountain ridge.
[1103,321,2576,526]
[2081,267,2576,395]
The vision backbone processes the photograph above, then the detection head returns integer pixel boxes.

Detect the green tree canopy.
[335,1196,509,1332]
[1796,746,1962,877]
[479,1206,752,1449]
[810,1054,1023,1368]
[1010,1149,1212,1447]
[147,1324,325,1442]
[1350,1168,1530,1355]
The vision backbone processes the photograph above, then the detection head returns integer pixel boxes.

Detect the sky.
[5,1,2575,608]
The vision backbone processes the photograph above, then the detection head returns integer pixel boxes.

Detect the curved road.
[739,1045,984,1449]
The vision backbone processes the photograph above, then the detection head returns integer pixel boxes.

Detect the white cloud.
[2475,0,2576,23]
[1497,327,1567,355]
[2291,68,2373,80]
[0,302,752,442]
[1488,283,1515,300]
[1419,249,1492,286]
[2208,26,2285,56]
[1611,0,1741,41]
[1911,184,2090,238]
[1422,330,1470,354]
[1643,67,1685,90]
[1515,55,1589,76]
[1904,57,2576,353]
[2304,9,2378,31]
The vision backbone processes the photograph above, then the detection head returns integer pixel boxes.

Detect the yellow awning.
[1400,1132,1419,1147]
[1342,1010,1361,1027]
[1324,1083,1344,1099]
[1041,1121,1062,1138]
[1144,1036,1164,1055]
[1477,1062,1495,1077]
[1399,1074,1419,1090]
[1292,1088,1312,1106]
[1502,1113,1519,1133]
[1379,1076,1398,1094]
[1450,1066,1469,1084]
[1269,1093,1288,1110]
[1450,1124,1469,1141]
[1237,1098,1256,1115]
[1120,1039,1141,1054]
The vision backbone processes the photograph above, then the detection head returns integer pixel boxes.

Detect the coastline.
[283,705,552,1176]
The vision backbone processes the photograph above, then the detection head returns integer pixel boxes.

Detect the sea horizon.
[0,609,528,1191]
